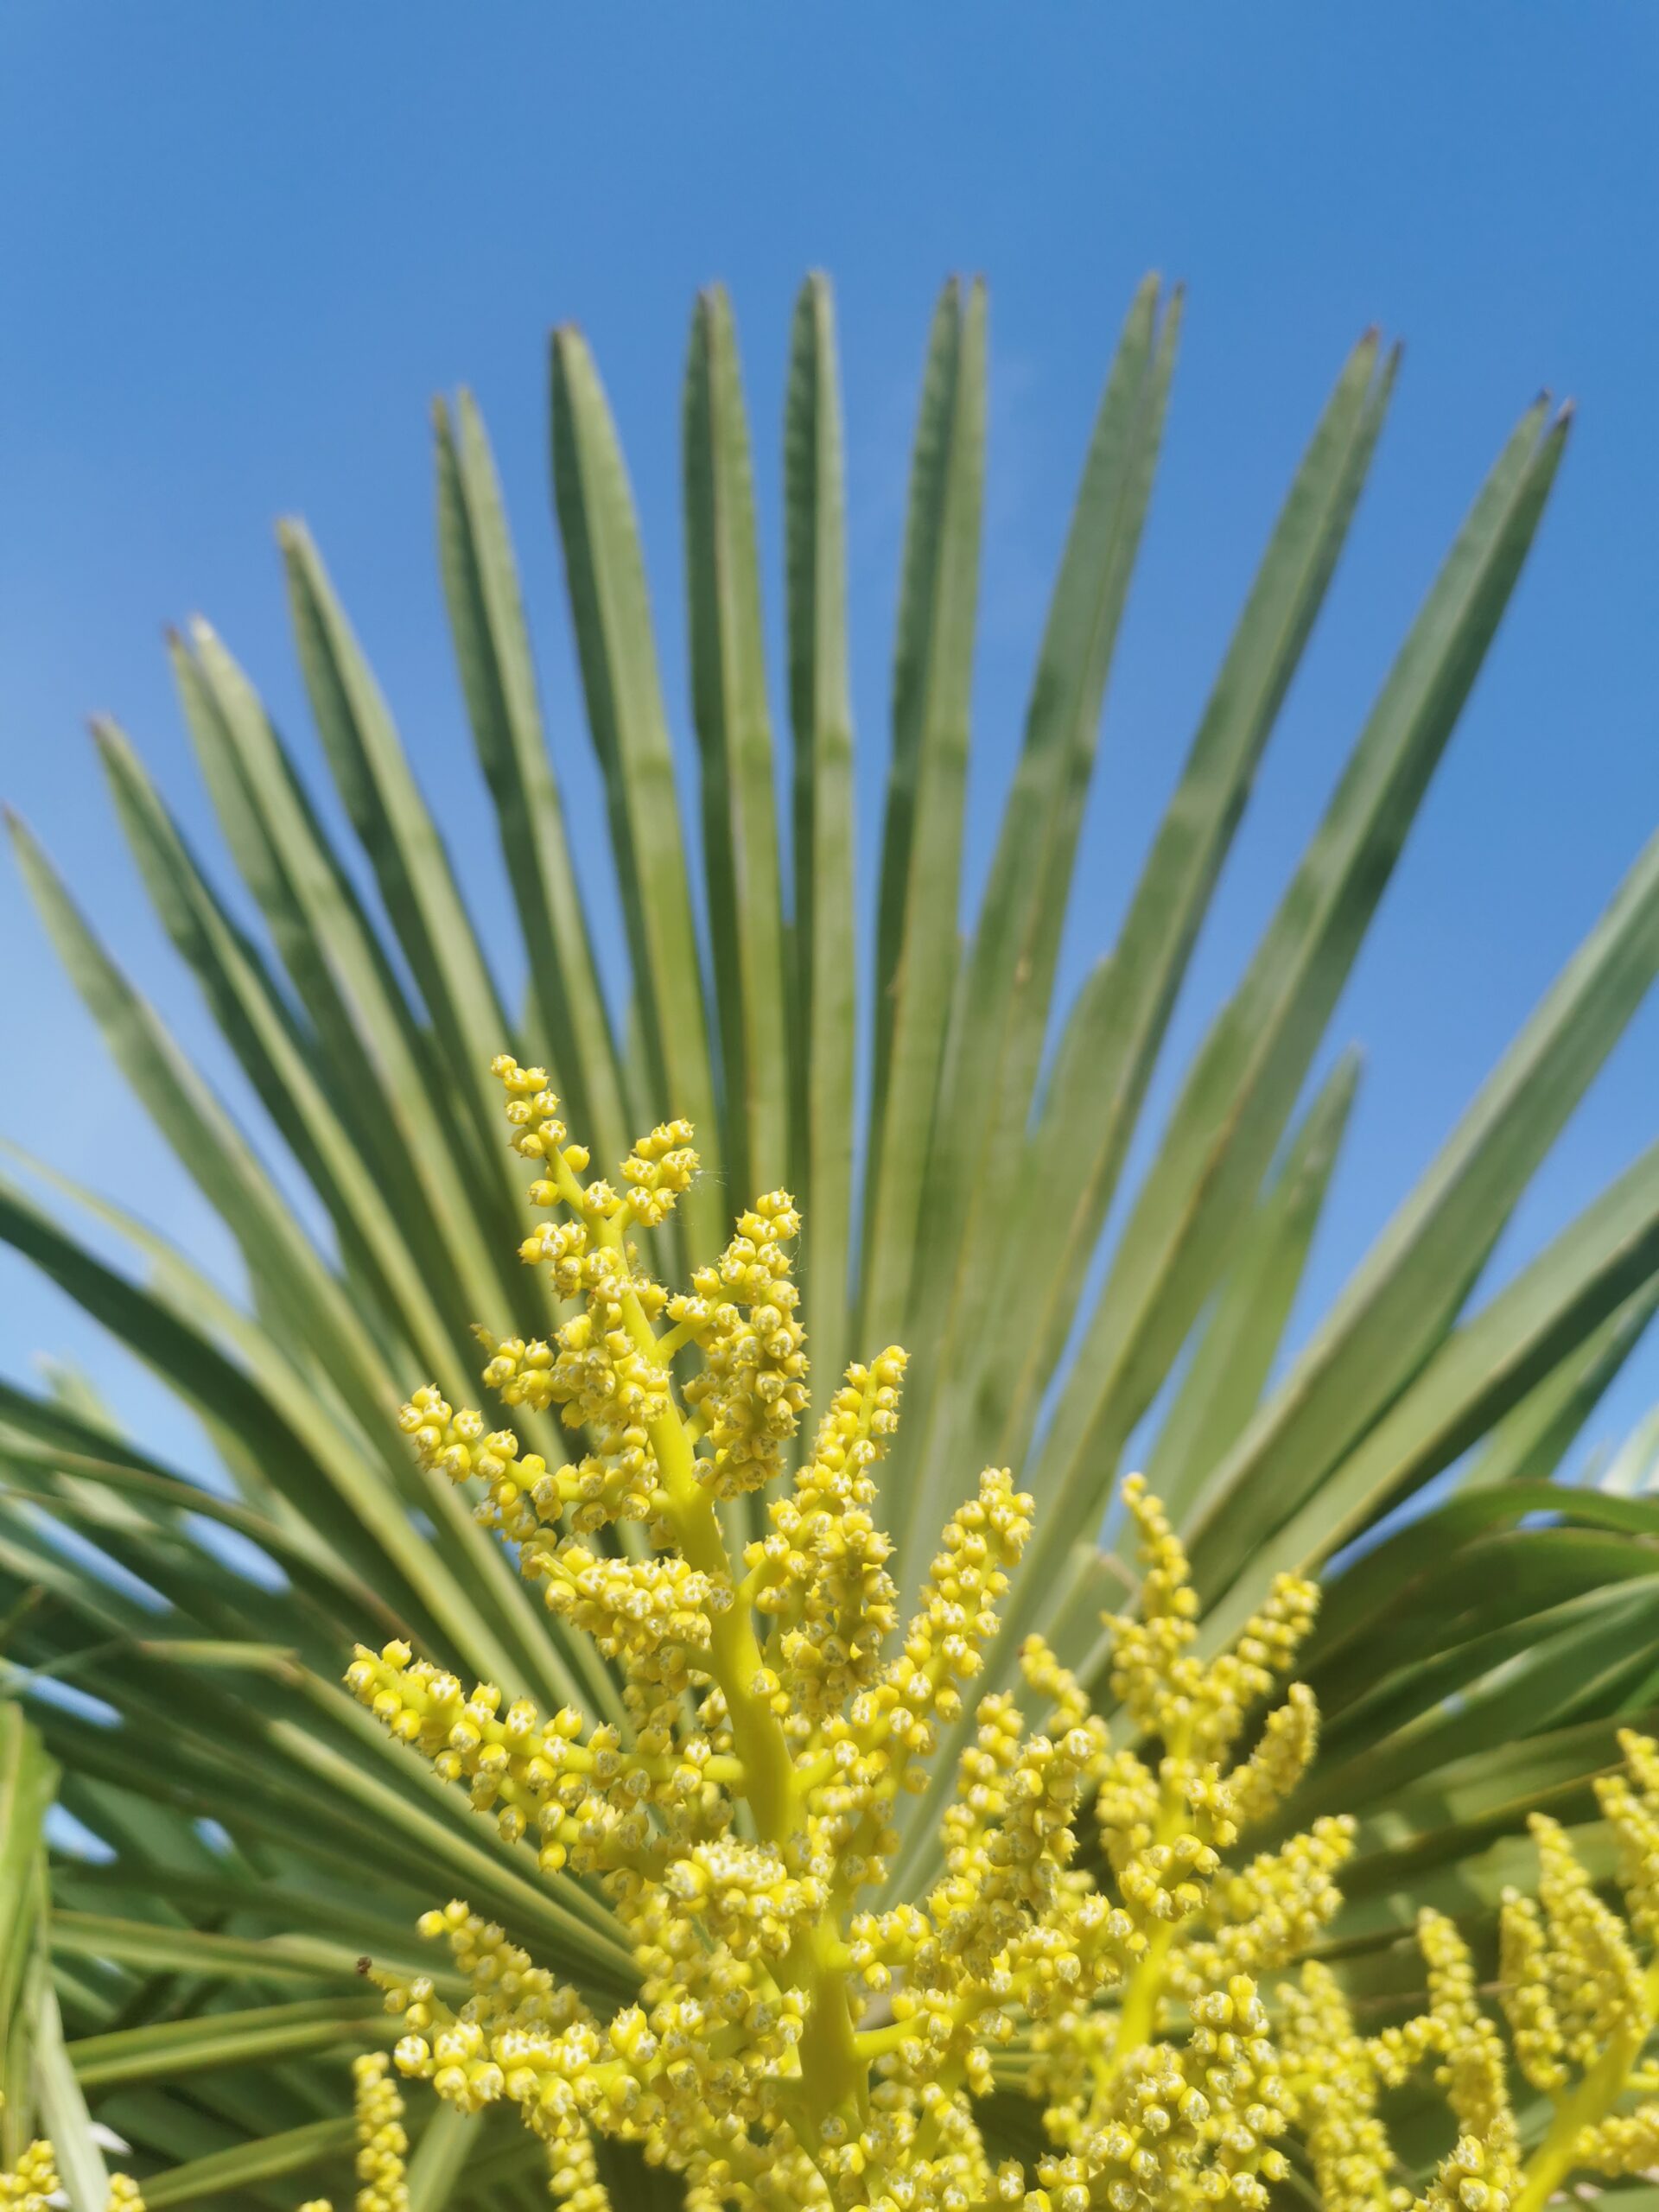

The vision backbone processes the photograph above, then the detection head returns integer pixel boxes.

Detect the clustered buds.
[747,1351,906,1722]
[0,2133,64,2212]
[324,1061,1659,2212]
[674,1192,810,1498]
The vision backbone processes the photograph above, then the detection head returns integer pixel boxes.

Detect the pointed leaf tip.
[796,271,836,326]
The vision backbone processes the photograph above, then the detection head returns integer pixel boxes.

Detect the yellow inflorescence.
[331,1058,1659,2212]
[341,2050,410,2212]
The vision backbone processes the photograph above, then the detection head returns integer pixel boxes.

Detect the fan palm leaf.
[3,272,1656,2207]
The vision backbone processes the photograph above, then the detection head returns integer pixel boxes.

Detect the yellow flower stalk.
[326,1057,1659,2212]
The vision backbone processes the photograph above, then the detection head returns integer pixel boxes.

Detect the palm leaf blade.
[548,326,725,1258]
[890,275,1180,1576]
[991,330,1401,1467]
[683,284,791,1201]
[859,277,987,1351]
[436,391,628,1171]
[1146,1044,1361,1521]
[784,273,857,1392]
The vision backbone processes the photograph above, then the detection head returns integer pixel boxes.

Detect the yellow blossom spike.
[1498,1887,1569,2092]
[673,1191,809,1497]
[1531,1809,1647,2070]
[490,1055,568,1160]
[343,1641,736,1872]
[748,1349,905,1725]
[526,1537,728,1697]
[886,1467,1034,1736]
[357,1061,1659,2212]
[1574,2103,1659,2178]
[348,2050,409,2212]
[1105,1474,1201,1736]
[1280,1961,1395,2212]
[395,1385,489,1486]
[1225,1678,1320,1828]
[619,1119,697,1227]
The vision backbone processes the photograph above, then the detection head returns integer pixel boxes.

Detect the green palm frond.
[3,272,1657,2208]
[3,1699,123,2209]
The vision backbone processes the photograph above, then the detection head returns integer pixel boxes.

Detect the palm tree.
[3,272,1657,2209]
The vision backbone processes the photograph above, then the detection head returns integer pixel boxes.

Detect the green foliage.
[2,273,1656,2208]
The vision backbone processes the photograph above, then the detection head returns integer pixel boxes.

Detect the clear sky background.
[2,7,1656,1489]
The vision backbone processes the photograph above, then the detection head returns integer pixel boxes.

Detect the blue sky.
[2,6,1656,1484]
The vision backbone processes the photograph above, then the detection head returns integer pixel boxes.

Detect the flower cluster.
[341,1064,1659,2212]
[0,2134,67,2212]
[0,2052,404,2212]
[1281,1762,1659,2212]
[321,2050,410,2212]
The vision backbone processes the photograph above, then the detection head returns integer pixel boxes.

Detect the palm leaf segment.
[3,274,1658,2208]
